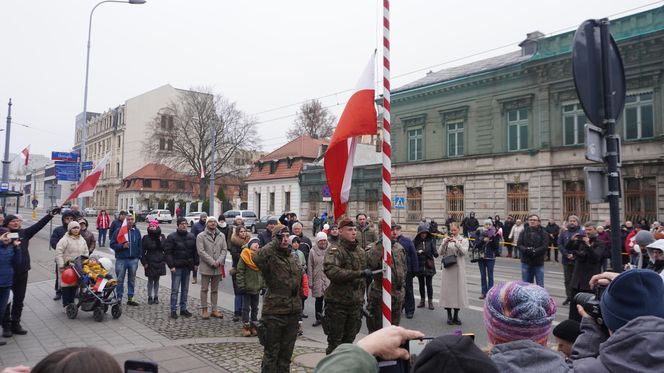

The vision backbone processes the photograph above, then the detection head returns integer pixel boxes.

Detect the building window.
[624,92,654,140]
[446,186,464,222]
[160,180,169,189]
[407,128,423,161]
[116,162,120,177]
[506,183,529,221]
[143,179,152,188]
[269,192,275,213]
[624,177,656,223]
[447,121,464,157]
[167,139,173,151]
[284,191,291,212]
[563,103,587,146]
[507,108,528,151]
[563,181,590,223]
[269,161,278,174]
[159,138,166,150]
[176,180,185,189]
[406,187,422,221]
[161,115,167,130]
[168,115,174,130]
[117,135,122,148]
[366,189,378,220]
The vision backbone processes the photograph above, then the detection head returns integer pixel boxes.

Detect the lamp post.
[79,0,146,208]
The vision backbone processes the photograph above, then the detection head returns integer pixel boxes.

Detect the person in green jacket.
[237,237,264,337]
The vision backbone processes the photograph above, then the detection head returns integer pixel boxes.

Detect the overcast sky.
[2,0,660,158]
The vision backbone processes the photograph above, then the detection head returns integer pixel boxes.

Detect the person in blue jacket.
[0,228,22,346]
[392,223,418,319]
[110,214,142,306]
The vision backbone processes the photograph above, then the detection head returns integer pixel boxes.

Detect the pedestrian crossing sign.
[394,197,405,209]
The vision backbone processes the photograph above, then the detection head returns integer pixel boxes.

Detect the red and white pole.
[381,0,393,328]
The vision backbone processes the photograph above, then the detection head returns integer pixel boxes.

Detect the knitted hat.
[206,216,218,224]
[316,232,328,242]
[148,220,159,229]
[483,281,557,346]
[289,235,300,245]
[635,230,655,247]
[412,335,499,373]
[484,219,493,226]
[67,221,81,232]
[552,319,581,344]
[600,269,664,332]
[247,237,260,248]
[3,215,19,227]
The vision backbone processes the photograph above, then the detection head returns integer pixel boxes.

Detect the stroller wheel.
[65,303,78,319]
[93,306,104,322]
[111,304,122,319]
[104,305,109,313]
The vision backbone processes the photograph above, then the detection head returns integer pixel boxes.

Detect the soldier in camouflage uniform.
[323,218,371,354]
[252,224,303,373]
[365,223,407,333]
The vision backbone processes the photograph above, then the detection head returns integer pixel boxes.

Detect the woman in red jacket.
[96,210,111,248]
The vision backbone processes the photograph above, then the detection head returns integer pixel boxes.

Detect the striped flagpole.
[381,0,393,328]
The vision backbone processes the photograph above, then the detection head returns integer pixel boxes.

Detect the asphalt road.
[18,209,570,348]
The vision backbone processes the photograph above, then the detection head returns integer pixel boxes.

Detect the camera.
[574,285,607,325]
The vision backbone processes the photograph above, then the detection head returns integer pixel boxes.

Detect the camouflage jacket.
[252,238,303,316]
[357,225,378,250]
[366,240,407,297]
[324,237,367,306]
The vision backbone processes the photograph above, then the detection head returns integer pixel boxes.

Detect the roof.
[394,50,530,94]
[245,159,308,182]
[123,163,187,181]
[258,135,327,161]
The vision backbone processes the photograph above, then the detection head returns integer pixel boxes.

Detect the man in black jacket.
[49,211,76,301]
[258,218,277,247]
[461,212,479,238]
[189,213,207,284]
[3,209,58,338]
[565,222,605,321]
[545,219,561,262]
[517,214,549,287]
[165,217,199,319]
[109,210,127,238]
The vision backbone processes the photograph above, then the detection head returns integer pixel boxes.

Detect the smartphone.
[408,337,434,366]
[7,233,19,239]
[125,360,158,373]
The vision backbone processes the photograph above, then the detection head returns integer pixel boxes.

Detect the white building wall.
[247,178,301,218]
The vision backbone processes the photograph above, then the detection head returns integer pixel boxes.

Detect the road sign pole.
[599,19,623,272]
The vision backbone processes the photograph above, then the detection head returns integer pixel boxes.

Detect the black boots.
[446,308,454,325]
[417,300,425,308]
[452,309,462,325]
[3,321,27,337]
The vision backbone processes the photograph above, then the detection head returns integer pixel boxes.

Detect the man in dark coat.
[189,213,207,284]
[461,212,479,237]
[109,210,127,238]
[49,211,76,301]
[258,218,277,247]
[3,210,57,338]
[517,214,549,287]
[164,217,199,318]
[565,222,604,321]
[252,224,302,371]
[394,224,418,319]
[545,219,561,262]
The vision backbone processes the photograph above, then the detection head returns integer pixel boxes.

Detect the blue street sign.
[322,185,331,198]
[51,152,79,161]
[56,174,79,181]
[394,197,405,209]
[82,161,93,171]
[56,162,80,169]
[0,182,8,192]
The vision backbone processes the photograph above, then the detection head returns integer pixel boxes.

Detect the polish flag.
[20,146,30,166]
[200,164,205,179]
[65,153,110,201]
[115,218,129,245]
[324,53,377,220]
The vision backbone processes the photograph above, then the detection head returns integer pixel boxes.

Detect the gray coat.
[490,339,570,373]
[571,316,664,372]
[307,244,330,298]
[196,228,228,276]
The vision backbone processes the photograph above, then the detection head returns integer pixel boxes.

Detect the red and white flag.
[324,53,377,219]
[65,153,110,201]
[200,164,205,179]
[115,218,129,245]
[20,146,30,166]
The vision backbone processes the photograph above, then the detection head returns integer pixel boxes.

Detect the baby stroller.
[64,256,122,322]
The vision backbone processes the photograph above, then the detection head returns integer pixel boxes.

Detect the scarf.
[240,248,259,271]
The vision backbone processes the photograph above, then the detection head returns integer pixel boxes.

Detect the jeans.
[404,273,415,315]
[478,259,495,295]
[0,287,10,324]
[234,295,243,317]
[241,293,259,323]
[98,228,108,246]
[147,276,160,299]
[513,246,521,259]
[62,287,77,306]
[170,268,191,312]
[521,263,544,287]
[115,258,139,301]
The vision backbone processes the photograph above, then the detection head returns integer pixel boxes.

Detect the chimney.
[518,31,544,56]
[318,144,328,158]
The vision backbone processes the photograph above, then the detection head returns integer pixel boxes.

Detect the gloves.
[361,269,373,279]
[50,207,62,216]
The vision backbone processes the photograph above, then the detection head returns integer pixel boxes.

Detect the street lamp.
[79,0,146,208]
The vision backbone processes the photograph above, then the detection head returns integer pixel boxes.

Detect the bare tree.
[286,99,336,140]
[144,87,258,196]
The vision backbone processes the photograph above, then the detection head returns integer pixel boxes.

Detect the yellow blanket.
[240,248,259,271]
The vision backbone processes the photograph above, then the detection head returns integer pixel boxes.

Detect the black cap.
[267,218,278,225]
[413,335,498,373]
[552,319,581,343]
[3,215,19,227]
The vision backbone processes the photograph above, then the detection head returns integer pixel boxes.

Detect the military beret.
[271,224,288,238]
[338,218,355,229]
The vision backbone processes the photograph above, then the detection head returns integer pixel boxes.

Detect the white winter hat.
[316,232,328,242]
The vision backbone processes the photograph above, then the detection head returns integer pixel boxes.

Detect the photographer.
[571,269,664,372]
[565,223,605,321]
[516,214,549,286]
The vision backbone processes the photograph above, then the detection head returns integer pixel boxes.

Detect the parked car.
[185,212,206,226]
[83,208,98,217]
[145,209,173,224]
[222,210,258,231]
[252,215,277,233]
[136,210,151,222]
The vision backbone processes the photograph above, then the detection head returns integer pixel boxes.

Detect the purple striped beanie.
[483,281,556,346]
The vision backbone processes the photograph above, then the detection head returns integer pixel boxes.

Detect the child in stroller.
[64,255,122,322]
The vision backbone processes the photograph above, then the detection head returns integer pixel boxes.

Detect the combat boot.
[201,307,209,320]
[242,324,251,337]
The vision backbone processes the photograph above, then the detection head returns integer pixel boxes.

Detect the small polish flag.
[200,163,205,179]
[20,146,30,166]
[115,218,129,245]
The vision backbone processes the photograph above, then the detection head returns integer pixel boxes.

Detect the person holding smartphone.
[0,229,21,346]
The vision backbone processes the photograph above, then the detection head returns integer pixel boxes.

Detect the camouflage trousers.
[366,292,404,333]
[323,302,363,355]
[258,313,300,373]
